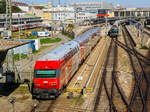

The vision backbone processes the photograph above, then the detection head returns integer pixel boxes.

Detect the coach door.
[65,67,69,84]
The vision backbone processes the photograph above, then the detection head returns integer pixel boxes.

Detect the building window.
[137,12,141,17]
[114,12,119,17]
[120,12,124,17]
[143,11,147,17]
[131,11,135,17]
[126,11,130,17]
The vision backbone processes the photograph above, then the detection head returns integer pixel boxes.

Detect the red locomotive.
[32,27,101,99]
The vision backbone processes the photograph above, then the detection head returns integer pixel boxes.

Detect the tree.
[0,0,6,13]
[0,0,22,14]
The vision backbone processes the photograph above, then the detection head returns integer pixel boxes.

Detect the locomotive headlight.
[51,83,56,86]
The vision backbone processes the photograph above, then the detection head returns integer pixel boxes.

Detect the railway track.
[31,100,55,112]
[31,99,85,112]
[30,29,105,112]
[30,25,150,112]
[122,25,150,112]
[143,27,150,37]
[93,25,150,112]
[93,38,128,111]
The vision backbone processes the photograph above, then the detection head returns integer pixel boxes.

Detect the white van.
[38,31,50,37]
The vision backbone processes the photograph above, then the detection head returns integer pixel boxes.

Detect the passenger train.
[11,22,42,31]
[32,27,101,99]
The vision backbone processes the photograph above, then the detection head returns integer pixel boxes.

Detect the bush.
[62,32,74,40]
[0,1,22,13]
[68,24,74,28]
[139,45,148,50]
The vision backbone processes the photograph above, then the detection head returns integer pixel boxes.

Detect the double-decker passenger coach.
[33,41,80,98]
[32,27,101,99]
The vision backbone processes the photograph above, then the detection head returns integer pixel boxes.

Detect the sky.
[15,0,150,8]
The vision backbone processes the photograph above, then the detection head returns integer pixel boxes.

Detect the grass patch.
[62,32,74,40]
[16,95,30,102]
[14,84,30,95]
[25,13,40,18]
[13,54,28,61]
[121,61,128,66]
[17,85,29,91]
[139,45,148,50]
[68,24,74,28]
[26,35,39,39]
[70,95,85,105]
[33,46,49,54]
[40,38,61,44]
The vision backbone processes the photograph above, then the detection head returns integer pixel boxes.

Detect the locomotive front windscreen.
[36,70,56,78]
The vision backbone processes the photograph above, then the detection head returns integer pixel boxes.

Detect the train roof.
[38,26,100,61]
[74,26,100,43]
[113,21,119,27]
[38,40,79,61]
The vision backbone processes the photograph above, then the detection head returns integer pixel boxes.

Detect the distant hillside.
[0,0,22,13]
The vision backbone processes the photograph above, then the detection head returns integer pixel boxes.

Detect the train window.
[36,70,56,78]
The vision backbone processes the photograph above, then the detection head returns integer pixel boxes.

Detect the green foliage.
[0,1,22,13]
[13,54,27,61]
[12,6,22,13]
[139,45,148,50]
[25,13,40,18]
[62,32,74,40]
[40,38,61,44]
[26,35,38,39]
[33,46,48,54]
[68,24,74,28]
[70,95,85,105]
[0,1,6,13]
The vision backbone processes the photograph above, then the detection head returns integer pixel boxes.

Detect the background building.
[43,5,75,24]
[113,8,150,18]
[52,6,75,22]
[70,2,113,22]
[28,5,45,17]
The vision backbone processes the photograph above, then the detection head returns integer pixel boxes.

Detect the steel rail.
[123,25,150,112]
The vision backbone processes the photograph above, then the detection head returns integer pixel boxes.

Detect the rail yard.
[1,21,150,112]
[28,22,150,112]
[0,1,150,111]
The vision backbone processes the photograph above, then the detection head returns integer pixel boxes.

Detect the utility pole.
[18,14,22,81]
[6,0,12,32]
[2,0,12,39]
[51,0,54,38]
[4,0,15,85]
[74,1,77,24]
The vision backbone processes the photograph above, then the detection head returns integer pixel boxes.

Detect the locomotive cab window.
[35,70,57,78]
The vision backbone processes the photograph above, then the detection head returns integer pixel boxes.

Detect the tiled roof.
[11,1,28,6]
[0,39,30,51]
